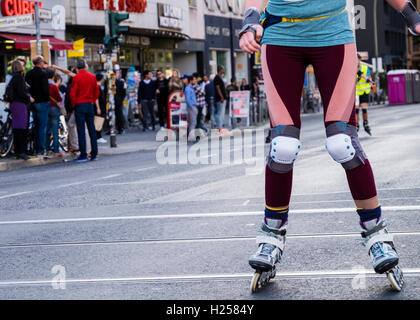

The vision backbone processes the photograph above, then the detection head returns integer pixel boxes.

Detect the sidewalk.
[0,128,164,172]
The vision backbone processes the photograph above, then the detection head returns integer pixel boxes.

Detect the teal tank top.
[262,0,355,47]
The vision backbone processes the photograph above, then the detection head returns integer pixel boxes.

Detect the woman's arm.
[51,65,76,78]
[387,0,420,34]
[239,0,265,54]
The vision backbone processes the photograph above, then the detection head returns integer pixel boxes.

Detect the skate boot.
[356,123,360,132]
[249,221,286,293]
[360,219,404,291]
[363,120,372,136]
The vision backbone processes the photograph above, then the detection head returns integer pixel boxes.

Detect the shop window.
[166,52,173,64]
[158,51,165,64]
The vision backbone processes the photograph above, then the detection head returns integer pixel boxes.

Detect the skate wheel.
[251,272,261,293]
[387,267,404,292]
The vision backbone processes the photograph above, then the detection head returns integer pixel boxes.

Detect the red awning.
[0,33,74,50]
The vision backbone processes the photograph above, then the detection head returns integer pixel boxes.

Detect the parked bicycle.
[0,107,13,158]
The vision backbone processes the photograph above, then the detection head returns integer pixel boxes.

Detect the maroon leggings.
[262,43,377,208]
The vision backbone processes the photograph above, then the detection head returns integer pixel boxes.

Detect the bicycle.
[0,107,13,158]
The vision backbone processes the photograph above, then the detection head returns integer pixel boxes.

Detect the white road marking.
[0,192,32,200]
[58,182,87,188]
[1,268,420,287]
[135,167,156,172]
[293,186,420,197]
[0,205,419,226]
[242,200,250,206]
[99,174,122,180]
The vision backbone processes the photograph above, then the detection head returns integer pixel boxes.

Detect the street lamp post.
[34,3,41,55]
[105,0,118,148]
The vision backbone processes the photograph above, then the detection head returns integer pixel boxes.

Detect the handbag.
[94,116,105,131]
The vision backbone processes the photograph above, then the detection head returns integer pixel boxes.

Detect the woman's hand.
[239,24,263,54]
[30,97,35,103]
[416,24,420,35]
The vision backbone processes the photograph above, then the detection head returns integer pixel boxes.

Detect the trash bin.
[387,69,417,105]
[413,71,420,103]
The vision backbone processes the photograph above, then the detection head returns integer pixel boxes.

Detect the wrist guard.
[239,7,261,39]
[401,1,420,36]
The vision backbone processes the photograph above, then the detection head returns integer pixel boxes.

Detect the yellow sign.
[68,39,84,58]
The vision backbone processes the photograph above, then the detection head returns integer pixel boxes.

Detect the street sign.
[39,8,52,21]
[0,14,33,28]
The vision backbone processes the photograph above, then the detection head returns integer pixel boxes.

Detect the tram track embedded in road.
[0,230,419,250]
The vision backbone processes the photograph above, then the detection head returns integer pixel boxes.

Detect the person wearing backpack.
[5,60,34,160]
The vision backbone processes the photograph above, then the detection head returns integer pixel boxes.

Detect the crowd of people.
[134,65,261,140]
[5,56,101,162]
[4,55,260,161]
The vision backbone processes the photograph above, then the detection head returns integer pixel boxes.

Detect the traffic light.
[109,11,130,39]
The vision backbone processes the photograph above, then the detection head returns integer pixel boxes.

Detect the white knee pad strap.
[325,122,366,170]
[267,125,301,173]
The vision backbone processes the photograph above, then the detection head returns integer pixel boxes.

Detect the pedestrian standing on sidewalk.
[156,70,169,130]
[239,0,419,292]
[7,60,33,160]
[213,66,229,134]
[203,74,215,125]
[184,76,198,141]
[192,73,207,132]
[70,59,100,162]
[115,69,126,135]
[25,55,50,158]
[168,69,183,93]
[95,73,107,144]
[240,78,251,91]
[46,68,63,156]
[138,70,157,132]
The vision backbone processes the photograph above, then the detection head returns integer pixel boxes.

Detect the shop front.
[65,0,192,77]
[0,0,70,82]
[204,14,249,84]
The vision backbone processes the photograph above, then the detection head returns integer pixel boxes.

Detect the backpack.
[3,77,16,103]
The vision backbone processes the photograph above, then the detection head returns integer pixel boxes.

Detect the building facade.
[354,0,407,70]
[203,0,248,83]
[65,0,205,77]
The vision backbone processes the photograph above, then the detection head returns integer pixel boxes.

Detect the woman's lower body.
[249,43,401,286]
[10,101,29,159]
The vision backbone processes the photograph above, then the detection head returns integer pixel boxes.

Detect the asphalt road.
[1,103,420,300]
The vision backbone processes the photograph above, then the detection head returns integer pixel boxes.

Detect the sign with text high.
[89,0,147,13]
[0,13,33,27]
[1,0,44,16]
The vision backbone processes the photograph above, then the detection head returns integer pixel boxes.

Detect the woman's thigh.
[310,43,358,126]
[261,44,308,129]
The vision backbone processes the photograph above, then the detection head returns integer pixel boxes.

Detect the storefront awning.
[0,33,74,51]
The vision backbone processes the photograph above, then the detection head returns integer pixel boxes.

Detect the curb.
[0,154,75,172]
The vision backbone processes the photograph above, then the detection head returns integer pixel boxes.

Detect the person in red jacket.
[46,69,63,156]
[70,59,100,162]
